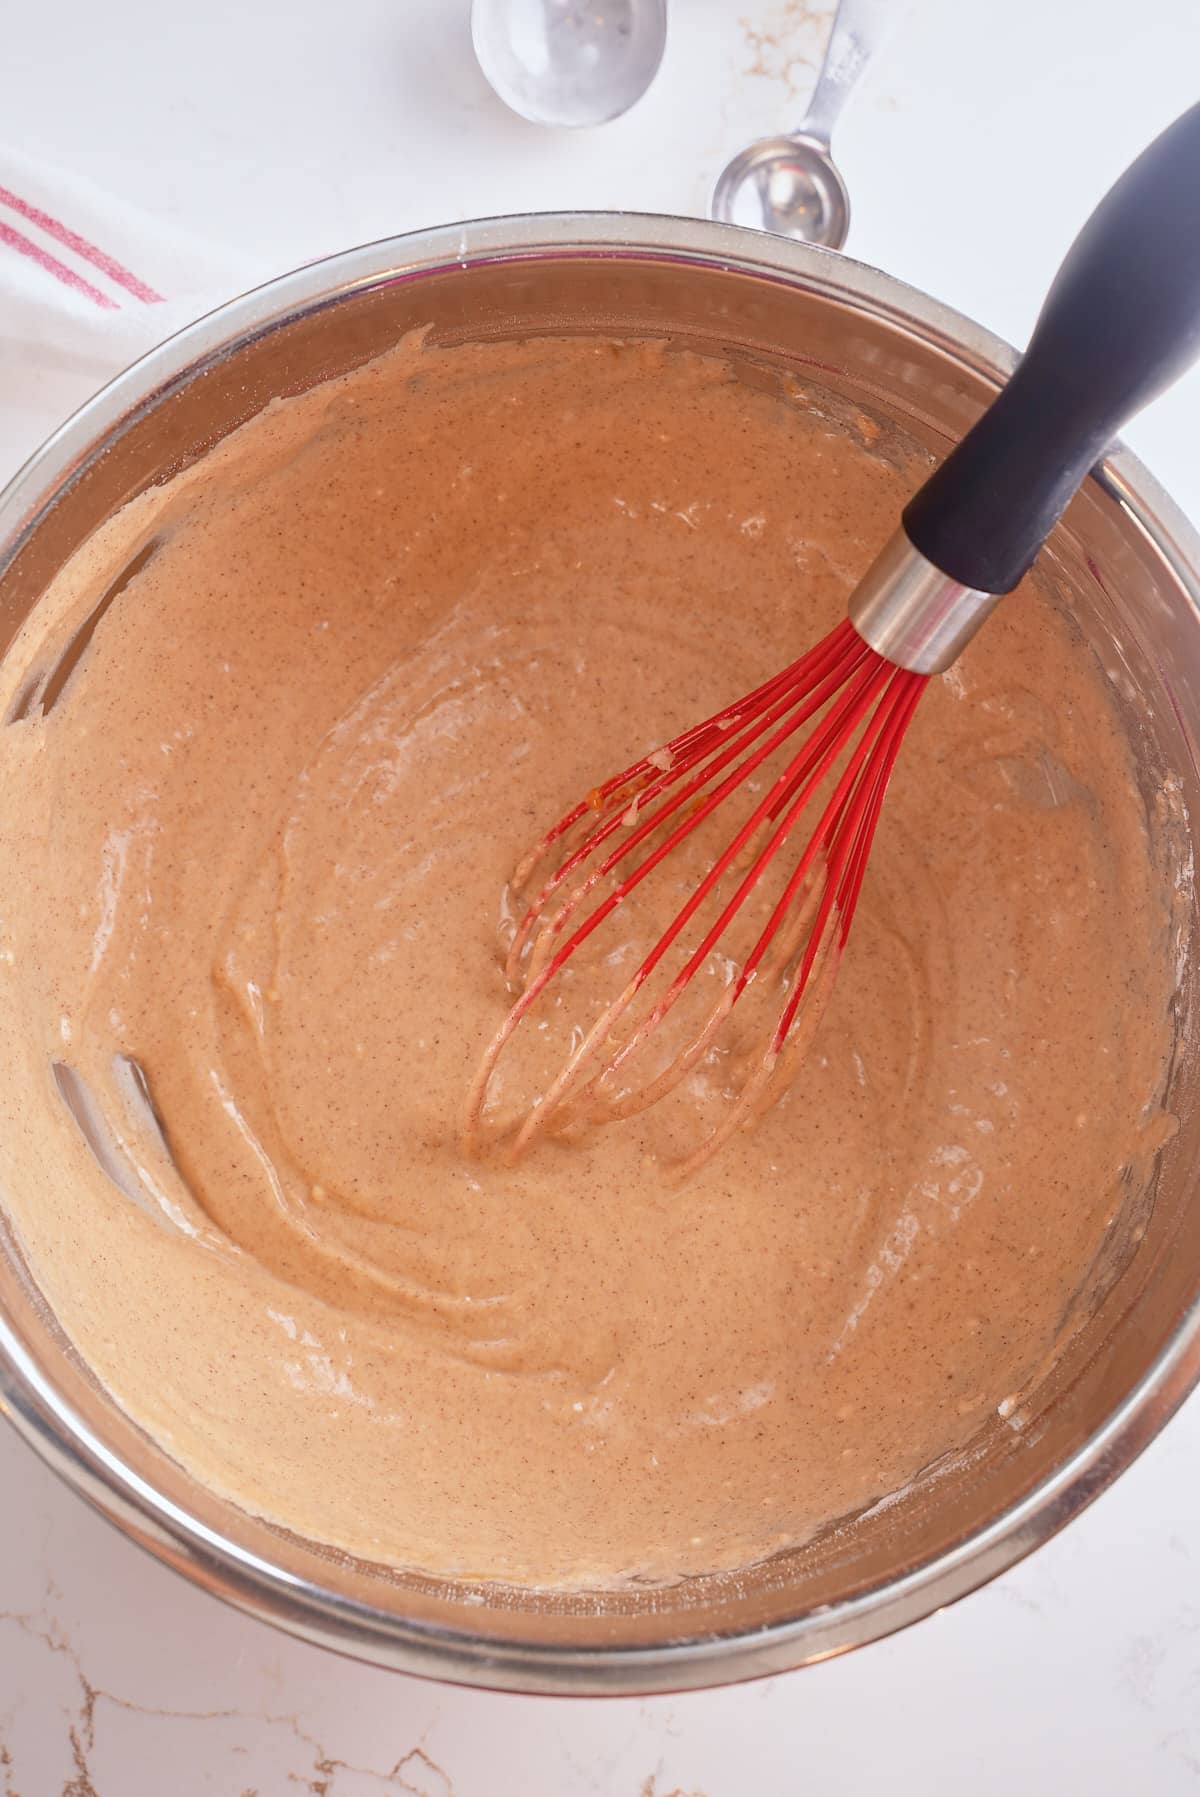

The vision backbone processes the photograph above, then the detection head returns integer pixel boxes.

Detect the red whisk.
[465,103,1200,1169]
[464,622,925,1171]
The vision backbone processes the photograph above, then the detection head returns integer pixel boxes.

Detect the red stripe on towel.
[0,185,162,303]
[0,217,119,308]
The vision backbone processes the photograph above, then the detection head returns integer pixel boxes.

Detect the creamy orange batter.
[0,335,1176,1587]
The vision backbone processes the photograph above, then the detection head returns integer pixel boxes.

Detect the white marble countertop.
[3,0,1200,1789]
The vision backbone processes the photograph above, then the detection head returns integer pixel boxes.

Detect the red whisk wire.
[465,619,930,1164]
[508,620,867,971]
[614,655,893,1037]
[527,619,863,864]
[771,667,926,1051]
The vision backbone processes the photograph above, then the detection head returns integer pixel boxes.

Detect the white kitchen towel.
[0,142,263,482]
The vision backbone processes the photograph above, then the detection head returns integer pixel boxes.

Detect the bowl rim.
[2,210,1200,1696]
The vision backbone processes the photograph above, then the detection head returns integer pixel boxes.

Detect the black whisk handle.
[902,99,1200,597]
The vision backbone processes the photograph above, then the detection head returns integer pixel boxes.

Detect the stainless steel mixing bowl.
[1,215,1199,1695]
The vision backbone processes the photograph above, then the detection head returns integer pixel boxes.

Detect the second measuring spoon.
[712,0,888,247]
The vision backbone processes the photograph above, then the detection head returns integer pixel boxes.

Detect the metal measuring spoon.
[471,0,668,129]
[712,0,887,247]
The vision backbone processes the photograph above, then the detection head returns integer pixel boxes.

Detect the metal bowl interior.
[2,215,1200,1695]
